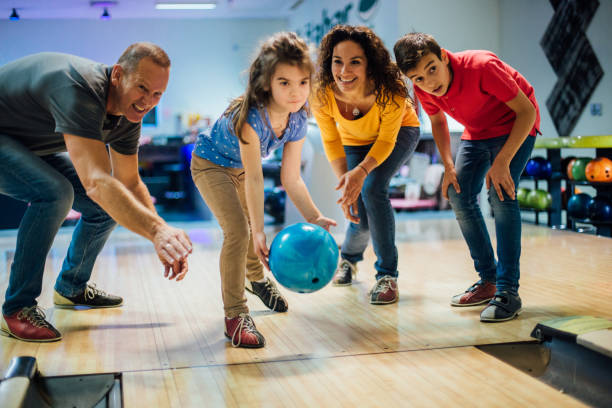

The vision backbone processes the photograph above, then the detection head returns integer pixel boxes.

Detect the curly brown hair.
[314,25,409,111]
[225,32,313,144]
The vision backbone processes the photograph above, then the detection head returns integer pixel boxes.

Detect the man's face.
[111,57,169,123]
[404,51,451,97]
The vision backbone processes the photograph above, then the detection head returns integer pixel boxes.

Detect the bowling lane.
[1,218,611,376]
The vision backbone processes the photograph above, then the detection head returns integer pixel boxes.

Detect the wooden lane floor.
[121,346,586,407]
[1,218,611,377]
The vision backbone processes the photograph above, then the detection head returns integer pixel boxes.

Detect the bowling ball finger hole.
[312,278,319,284]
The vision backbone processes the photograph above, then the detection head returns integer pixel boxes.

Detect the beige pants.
[190,154,265,318]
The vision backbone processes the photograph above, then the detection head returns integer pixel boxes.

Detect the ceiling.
[3,0,305,20]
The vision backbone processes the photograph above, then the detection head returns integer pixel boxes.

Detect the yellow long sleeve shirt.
[311,86,420,165]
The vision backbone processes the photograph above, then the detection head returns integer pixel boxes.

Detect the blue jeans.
[447,135,535,295]
[341,126,420,279]
[0,134,116,315]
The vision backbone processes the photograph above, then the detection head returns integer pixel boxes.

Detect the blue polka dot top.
[193,107,308,168]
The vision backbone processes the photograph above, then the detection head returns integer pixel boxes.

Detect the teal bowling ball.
[567,193,591,219]
[269,223,339,293]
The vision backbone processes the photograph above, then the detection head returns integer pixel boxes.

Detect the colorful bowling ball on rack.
[525,157,552,178]
[567,193,592,220]
[517,187,530,207]
[587,196,612,222]
[269,223,339,293]
[570,157,591,182]
[561,187,581,210]
[585,157,612,183]
[526,189,551,210]
[566,158,577,180]
[561,156,576,180]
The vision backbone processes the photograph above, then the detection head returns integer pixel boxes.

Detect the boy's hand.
[486,160,515,201]
[441,166,461,199]
[253,231,270,270]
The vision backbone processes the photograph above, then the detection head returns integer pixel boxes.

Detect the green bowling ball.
[526,189,552,210]
[570,157,591,182]
[517,187,530,207]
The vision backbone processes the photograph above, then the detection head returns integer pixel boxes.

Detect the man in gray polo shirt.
[0,43,192,342]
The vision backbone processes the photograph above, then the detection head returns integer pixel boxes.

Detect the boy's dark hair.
[393,33,442,74]
[314,25,409,111]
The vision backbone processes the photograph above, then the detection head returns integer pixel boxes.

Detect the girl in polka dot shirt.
[191,32,336,348]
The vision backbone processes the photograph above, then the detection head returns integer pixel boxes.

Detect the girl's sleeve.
[292,111,308,141]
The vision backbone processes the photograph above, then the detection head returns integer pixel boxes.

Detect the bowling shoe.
[450,281,496,306]
[224,313,265,348]
[54,283,123,309]
[369,276,398,304]
[333,259,358,286]
[1,306,62,342]
[480,291,522,322]
[246,277,288,312]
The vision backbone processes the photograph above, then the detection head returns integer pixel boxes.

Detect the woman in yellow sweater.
[312,25,420,304]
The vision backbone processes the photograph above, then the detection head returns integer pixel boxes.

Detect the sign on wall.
[296,0,381,45]
[540,0,603,136]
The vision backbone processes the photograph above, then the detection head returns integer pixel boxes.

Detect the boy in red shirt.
[394,33,540,322]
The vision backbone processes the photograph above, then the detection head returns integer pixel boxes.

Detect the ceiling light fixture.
[90,0,118,7]
[90,1,116,20]
[9,8,19,20]
[155,2,217,10]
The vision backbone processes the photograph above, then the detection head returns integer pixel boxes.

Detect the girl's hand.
[336,167,366,205]
[486,159,514,201]
[441,166,461,200]
[311,215,337,231]
[253,231,270,270]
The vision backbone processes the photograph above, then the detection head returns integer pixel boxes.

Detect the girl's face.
[331,40,368,95]
[268,62,310,113]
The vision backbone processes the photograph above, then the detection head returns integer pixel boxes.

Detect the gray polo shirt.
[0,52,140,156]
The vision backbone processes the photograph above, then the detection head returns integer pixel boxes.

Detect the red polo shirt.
[415,50,540,140]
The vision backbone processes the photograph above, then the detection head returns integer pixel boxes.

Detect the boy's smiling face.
[405,50,452,97]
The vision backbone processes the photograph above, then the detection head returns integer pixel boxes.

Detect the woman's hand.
[340,201,360,224]
[336,167,367,206]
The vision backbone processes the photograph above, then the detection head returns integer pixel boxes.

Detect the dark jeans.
[447,135,535,295]
[0,134,116,315]
[341,126,420,279]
